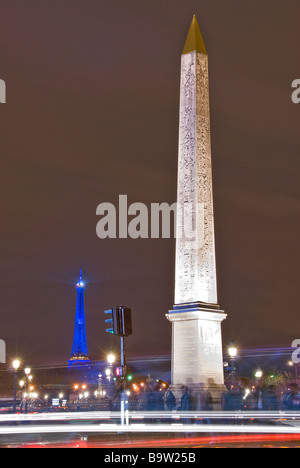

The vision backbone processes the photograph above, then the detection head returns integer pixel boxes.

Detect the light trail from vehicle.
[0,410,299,422]
[0,411,299,439]
[0,422,299,436]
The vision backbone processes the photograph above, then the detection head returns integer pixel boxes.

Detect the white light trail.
[0,411,299,436]
[0,423,299,436]
[0,410,298,422]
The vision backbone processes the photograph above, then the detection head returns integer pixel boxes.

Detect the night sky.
[1,1,299,366]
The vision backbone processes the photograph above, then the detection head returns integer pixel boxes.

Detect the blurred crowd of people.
[111,376,300,413]
[222,380,300,412]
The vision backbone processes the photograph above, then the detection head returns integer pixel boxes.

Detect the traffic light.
[119,306,132,337]
[104,306,132,337]
[104,308,119,335]
[115,366,126,377]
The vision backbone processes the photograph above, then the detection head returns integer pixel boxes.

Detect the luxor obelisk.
[166,16,227,398]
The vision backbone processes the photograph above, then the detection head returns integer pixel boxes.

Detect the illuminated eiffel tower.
[68,270,90,367]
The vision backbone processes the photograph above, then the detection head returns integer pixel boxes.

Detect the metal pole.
[121,336,126,377]
[120,336,127,426]
[25,376,28,414]
[120,400,125,426]
[13,371,17,414]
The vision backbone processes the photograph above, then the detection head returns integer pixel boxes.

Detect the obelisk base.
[166,303,227,408]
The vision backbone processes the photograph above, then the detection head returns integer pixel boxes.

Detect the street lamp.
[107,353,116,366]
[228,341,237,380]
[13,359,20,370]
[107,353,116,397]
[255,368,263,380]
[228,344,237,360]
[12,359,20,414]
[24,366,31,414]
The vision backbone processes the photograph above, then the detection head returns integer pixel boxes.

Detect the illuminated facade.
[69,270,90,366]
[166,16,227,396]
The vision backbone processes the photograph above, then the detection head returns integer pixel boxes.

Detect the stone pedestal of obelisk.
[166,16,227,405]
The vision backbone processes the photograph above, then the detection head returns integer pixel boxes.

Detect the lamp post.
[24,366,31,414]
[106,353,116,398]
[107,353,116,366]
[228,342,237,382]
[288,360,299,383]
[12,359,20,414]
[97,374,104,397]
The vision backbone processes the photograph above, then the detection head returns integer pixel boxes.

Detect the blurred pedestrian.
[221,383,243,411]
[282,383,300,411]
[178,385,192,411]
[154,382,164,411]
[252,385,265,411]
[145,383,156,411]
[194,384,213,425]
[164,384,176,411]
[178,385,193,431]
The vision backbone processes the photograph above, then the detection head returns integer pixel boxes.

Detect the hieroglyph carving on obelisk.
[175,16,218,306]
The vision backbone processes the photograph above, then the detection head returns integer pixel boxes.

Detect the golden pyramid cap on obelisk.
[182,15,207,55]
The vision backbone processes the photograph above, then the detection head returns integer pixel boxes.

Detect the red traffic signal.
[115,366,124,377]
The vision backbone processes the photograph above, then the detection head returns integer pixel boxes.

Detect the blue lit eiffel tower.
[68,270,90,366]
